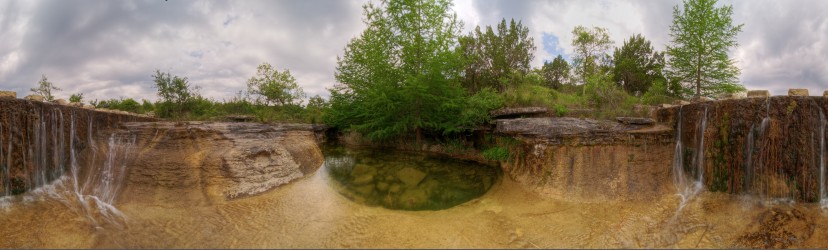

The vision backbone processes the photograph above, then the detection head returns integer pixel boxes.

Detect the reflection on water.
[3,146,828,248]
[323,145,499,210]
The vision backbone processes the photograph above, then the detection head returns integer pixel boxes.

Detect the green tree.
[666,0,745,97]
[571,26,613,86]
[539,55,570,89]
[459,18,536,92]
[328,0,470,144]
[152,70,197,118]
[69,93,84,104]
[30,75,61,101]
[612,34,666,95]
[247,62,306,106]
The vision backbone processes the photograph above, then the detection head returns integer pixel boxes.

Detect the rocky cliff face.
[0,98,155,196]
[495,117,675,201]
[657,97,828,202]
[112,122,323,205]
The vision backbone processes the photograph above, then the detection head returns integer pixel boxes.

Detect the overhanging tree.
[666,0,745,98]
[327,0,468,143]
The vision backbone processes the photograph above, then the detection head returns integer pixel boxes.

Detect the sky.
[1,0,827,102]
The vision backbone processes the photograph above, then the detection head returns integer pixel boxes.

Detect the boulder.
[824,90,828,97]
[490,107,548,118]
[396,167,427,187]
[748,90,770,98]
[69,102,83,107]
[82,104,95,109]
[24,94,44,102]
[672,100,690,105]
[53,99,68,105]
[616,117,655,125]
[0,91,16,99]
[657,103,675,108]
[788,89,809,96]
[690,96,713,103]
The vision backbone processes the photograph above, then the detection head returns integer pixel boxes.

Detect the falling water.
[674,106,708,211]
[820,110,826,208]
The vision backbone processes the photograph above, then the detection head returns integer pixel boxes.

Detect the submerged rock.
[396,167,427,187]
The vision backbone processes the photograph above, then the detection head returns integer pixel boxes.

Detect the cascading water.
[674,106,707,211]
[820,110,826,208]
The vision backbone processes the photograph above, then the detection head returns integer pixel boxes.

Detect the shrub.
[482,146,510,161]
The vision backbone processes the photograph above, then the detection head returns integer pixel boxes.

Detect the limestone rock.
[616,117,654,125]
[672,100,690,105]
[82,104,95,109]
[119,122,324,203]
[53,99,68,105]
[490,107,548,118]
[748,90,770,98]
[223,115,256,122]
[736,208,815,248]
[396,167,427,187]
[657,103,675,108]
[24,95,44,102]
[69,102,83,107]
[789,89,809,96]
[0,91,16,99]
[824,90,828,97]
[690,96,712,102]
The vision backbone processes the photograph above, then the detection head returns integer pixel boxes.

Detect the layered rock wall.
[495,117,675,201]
[0,98,155,196]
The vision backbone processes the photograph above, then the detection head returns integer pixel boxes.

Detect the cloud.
[1,0,826,102]
[0,0,363,102]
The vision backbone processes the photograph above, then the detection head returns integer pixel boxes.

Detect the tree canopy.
[327,0,469,142]
[30,75,61,101]
[666,0,745,97]
[247,62,306,106]
[571,26,613,85]
[539,55,570,89]
[612,34,666,95]
[459,18,536,92]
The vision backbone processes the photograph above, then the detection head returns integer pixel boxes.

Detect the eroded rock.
[118,122,324,203]
[616,117,654,125]
[24,94,44,102]
[53,99,68,105]
[490,107,548,118]
[736,208,815,248]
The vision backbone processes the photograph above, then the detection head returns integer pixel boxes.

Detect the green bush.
[553,104,568,117]
[482,146,510,161]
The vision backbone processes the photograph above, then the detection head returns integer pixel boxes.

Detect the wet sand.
[2,169,828,248]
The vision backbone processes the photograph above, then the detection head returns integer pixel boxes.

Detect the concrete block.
[0,91,16,99]
[747,90,770,98]
[788,89,809,96]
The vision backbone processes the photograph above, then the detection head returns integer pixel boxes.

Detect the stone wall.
[657,97,828,202]
[0,98,155,196]
[495,117,676,201]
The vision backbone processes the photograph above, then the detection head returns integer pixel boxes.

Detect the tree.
[30,75,61,101]
[571,26,614,86]
[152,70,197,118]
[666,0,745,97]
[539,55,570,89]
[328,0,470,143]
[459,18,536,92]
[69,93,84,104]
[246,62,306,106]
[612,34,666,95]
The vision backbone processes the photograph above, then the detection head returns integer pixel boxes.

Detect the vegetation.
[612,34,666,95]
[539,55,570,89]
[69,93,84,104]
[570,26,613,86]
[666,0,745,98]
[459,18,536,92]
[247,62,306,106]
[30,75,61,101]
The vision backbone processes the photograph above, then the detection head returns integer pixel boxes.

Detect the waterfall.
[820,110,826,208]
[674,106,707,211]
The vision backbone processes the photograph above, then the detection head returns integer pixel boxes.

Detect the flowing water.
[4,129,828,247]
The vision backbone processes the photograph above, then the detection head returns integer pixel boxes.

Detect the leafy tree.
[539,55,570,89]
[30,75,61,101]
[328,0,474,144]
[459,18,536,92]
[666,0,745,97]
[69,93,84,104]
[152,70,197,118]
[612,34,666,95]
[571,26,613,86]
[246,62,306,106]
[305,95,328,124]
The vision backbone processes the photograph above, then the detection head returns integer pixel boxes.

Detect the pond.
[322,144,500,210]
